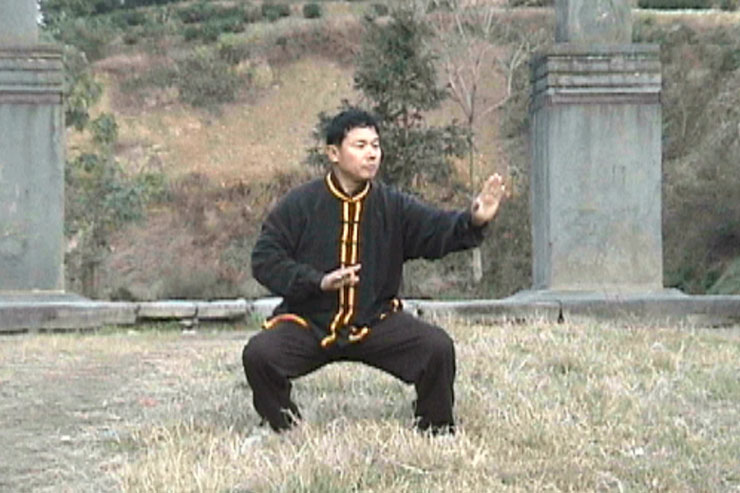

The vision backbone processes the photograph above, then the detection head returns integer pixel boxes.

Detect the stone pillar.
[0,1,66,292]
[528,0,664,293]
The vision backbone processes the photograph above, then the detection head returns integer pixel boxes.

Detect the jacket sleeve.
[251,197,324,303]
[400,192,486,261]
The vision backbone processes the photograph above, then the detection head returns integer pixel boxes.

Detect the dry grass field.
[2,318,739,492]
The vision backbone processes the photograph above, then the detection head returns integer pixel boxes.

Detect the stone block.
[137,301,197,320]
[196,299,248,320]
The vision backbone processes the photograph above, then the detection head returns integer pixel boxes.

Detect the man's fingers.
[339,264,361,278]
[484,173,506,198]
[334,264,362,286]
[321,264,362,291]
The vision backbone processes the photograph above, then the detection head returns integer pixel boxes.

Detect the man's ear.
[326,144,339,164]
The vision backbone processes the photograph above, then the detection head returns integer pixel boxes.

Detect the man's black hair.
[325,108,380,147]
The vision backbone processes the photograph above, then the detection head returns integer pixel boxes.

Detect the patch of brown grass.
[105,56,357,184]
[3,320,739,491]
[66,320,740,492]
[102,169,312,300]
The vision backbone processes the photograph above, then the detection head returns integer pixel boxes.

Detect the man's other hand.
[320,264,362,291]
[471,173,507,226]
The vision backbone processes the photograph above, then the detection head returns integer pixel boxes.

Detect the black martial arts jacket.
[251,172,486,347]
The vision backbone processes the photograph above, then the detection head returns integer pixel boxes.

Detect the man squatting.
[242,108,507,435]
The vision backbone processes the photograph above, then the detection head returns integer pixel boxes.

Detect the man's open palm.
[471,173,507,226]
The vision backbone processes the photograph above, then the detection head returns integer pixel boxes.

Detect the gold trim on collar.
[325,173,371,203]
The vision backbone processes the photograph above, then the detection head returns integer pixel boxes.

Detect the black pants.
[242,311,455,433]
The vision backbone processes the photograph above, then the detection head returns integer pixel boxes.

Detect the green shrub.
[198,22,223,43]
[110,10,148,27]
[65,131,166,297]
[718,0,738,10]
[62,46,103,131]
[425,0,457,12]
[124,0,181,7]
[183,16,245,43]
[351,6,468,189]
[137,18,172,42]
[637,0,710,9]
[177,2,248,28]
[720,47,740,72]
[54,16,118,61]
[243,5,263,23]
[262,3,291,22]
[303,3,322,19]
[218,35,253,65]
[211,16,246,35]
[368,3,389,17]
[183,25,201,42]
[89,113,118,148]
[122,30,139,45]
[177,2,216,23]
[91,0,120,15]
[175,48,242,108]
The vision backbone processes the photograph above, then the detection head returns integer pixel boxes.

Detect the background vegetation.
[38,0,740,299]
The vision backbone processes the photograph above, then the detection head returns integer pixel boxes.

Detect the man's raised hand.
[471,173,507,226]
[320,264,362,291]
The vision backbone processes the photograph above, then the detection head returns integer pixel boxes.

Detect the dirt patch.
[0,329,254,492]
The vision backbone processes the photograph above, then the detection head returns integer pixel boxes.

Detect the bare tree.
[431,3,542,282]
[437,6,533,187]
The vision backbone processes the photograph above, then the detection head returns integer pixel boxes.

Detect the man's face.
[327,126,382,192]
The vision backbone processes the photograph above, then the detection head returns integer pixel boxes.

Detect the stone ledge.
[137,299,249,321]
[196,299,248,321]
[2,294,739,333]
[0,301,137,331]
[563,295,740,326]
[534,44,660,58]
[0,298,251,332]
[137,301,197,320]
[405,299,562,324]
[0,45,63,56]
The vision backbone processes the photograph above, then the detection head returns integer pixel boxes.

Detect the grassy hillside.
[54,2,740,300]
